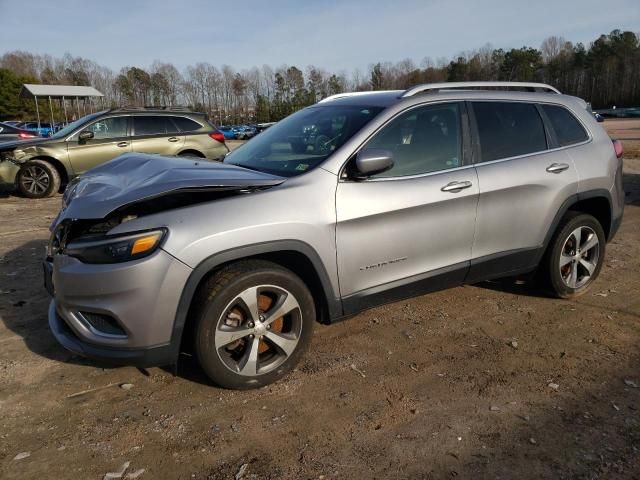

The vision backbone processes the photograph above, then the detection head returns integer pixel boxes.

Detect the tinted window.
[83,117,128,139]
[472,102,547,162]
[224,105,383,177]
[172,116,202,132]
[541,104,589,147]
[364,103,462,178]
[134,116,177,136]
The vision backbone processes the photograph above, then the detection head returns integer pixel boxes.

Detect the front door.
[66,116,131,174]
[335,102,478,313]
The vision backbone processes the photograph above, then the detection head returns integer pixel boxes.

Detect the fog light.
[78,311,126,337]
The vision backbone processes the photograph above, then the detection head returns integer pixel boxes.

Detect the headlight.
[64,229,166,264]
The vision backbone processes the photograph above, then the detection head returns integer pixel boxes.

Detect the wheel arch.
[536,189,613,265]
[169,240,342,362]
[178,149,205,158]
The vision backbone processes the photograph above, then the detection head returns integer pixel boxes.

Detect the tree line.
[0,29,638,123]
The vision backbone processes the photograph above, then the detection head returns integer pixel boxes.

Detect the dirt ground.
[1,123,639,480]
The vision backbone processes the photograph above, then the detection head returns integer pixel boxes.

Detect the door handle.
[546,163,569,173]
[168,137,179,142]
[441,181,472,192]
[117,142,129,148]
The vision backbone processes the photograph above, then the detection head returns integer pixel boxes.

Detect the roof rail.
[401,82,561,98]
[111,105,194,112]
[318,90,400,103]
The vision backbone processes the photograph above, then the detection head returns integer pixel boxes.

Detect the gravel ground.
[0,128,639,479]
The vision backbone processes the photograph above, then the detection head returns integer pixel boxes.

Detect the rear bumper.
[48,300,175,367]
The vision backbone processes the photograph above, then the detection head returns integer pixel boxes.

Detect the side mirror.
[353,149,394,179]
[595,113,605,123]
[78,130,94,143]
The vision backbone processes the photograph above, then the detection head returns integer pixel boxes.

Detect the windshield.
[224,105,384,177]
[50,112,105,139]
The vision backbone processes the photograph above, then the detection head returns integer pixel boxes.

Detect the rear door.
[467,100,579,281]
[66,116,131,174]
[336,102,478,312]
[131,116,185,155]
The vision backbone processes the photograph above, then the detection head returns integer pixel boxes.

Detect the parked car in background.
[218,126,238,140]
[43,82,623,389]
[256,122,276,133]
[0,122,38,143]
[234,125,257,140]
[20,122,54,137]
[0,108,229,198]
[2,121,23,127]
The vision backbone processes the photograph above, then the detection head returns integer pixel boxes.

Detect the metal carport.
[19,84,105,134]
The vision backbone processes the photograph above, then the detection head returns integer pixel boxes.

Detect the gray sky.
[0,0,638,72]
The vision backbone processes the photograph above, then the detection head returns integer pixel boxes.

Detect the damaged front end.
[47,153,286,262]
[0,138,59,188]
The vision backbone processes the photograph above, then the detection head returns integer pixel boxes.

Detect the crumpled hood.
[57,153,285,220]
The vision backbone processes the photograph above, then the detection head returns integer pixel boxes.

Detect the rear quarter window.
[541,104,589,147]
[172,116,202,132]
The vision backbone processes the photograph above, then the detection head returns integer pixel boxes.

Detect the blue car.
[20,122,53,137]
[217,126,237,140]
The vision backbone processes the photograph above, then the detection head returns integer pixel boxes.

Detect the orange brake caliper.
[258,294,284,353]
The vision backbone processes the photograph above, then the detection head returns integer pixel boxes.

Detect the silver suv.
[44,82,625,389]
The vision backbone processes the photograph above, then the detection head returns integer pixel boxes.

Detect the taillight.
[209,131,226,143]
[18,132,35,138]
[612,139,623,158]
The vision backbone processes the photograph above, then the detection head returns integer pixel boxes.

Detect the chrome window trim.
[356,163,476,182]
[469,100,594,167]
[536,101,592,148]
[471,137,592,168]
[338,99,467,182]
[65,115,129,142]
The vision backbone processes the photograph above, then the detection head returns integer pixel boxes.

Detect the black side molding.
[341,262,468,317]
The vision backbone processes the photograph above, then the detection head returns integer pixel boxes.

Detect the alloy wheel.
[559,225,600,289]
[214,285,302,376]
[20,165,50,195]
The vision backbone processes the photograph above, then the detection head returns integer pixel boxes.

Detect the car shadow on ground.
[0,237,217,383]
[0,238,102,368]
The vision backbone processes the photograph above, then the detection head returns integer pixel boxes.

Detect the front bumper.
[45,248,192,366]
[48,301,175,367]
[0,160,19,188]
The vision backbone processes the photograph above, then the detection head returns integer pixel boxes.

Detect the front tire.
[16,159,61,198]
[543,212,606,298]
[193,260,315,389]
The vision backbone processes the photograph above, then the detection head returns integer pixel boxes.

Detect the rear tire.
[192,260,315,389]
[16,159,61,198]
[542,212,606,298]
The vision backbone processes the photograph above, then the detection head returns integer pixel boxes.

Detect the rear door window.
[541,105,589,147]
[134,116,178,136]
[472,102,547,162]
[172,116,202,132]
